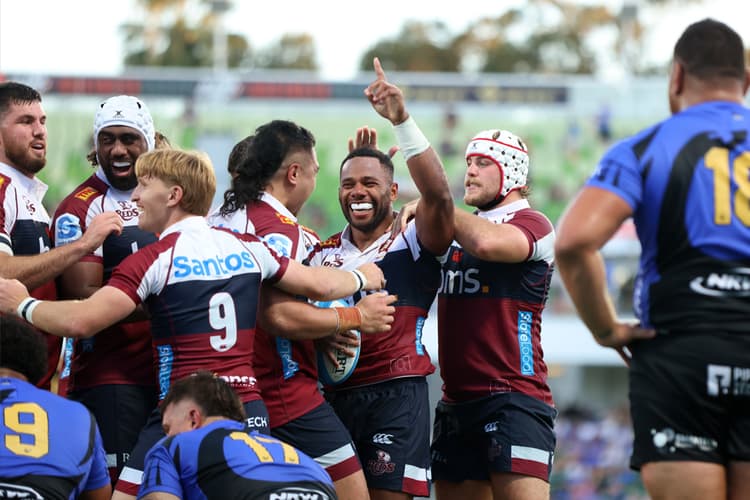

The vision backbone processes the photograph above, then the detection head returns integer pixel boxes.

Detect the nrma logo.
[689,268,750,297]
[173,252,256,278]
[439,268,480,294]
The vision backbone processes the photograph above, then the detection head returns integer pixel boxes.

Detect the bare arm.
[274,260,385,301]
[555,186,655,353]
[58,260,149,323]
[258,284,396,339]
[0,212,122,290]
[139,494,180,500]
[79,485,112,500]
[0,278,137,338]
[454,209,530,263]
[57,261,103,299]
[410,147,455,255]
[365,57,454,255]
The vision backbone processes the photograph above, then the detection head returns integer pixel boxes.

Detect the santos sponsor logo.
[689,268,750,297]
[173,252,256,278]
[269,488,331,500]
[439,268,480,294]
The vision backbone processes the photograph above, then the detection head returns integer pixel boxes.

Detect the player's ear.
[189,408,201,429]
[167,184,184,207]
[669,60,685,97]
[287,163,300,184]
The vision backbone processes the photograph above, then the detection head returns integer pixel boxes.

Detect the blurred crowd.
[550,406,648,500]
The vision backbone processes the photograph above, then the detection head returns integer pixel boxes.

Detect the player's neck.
[680,79,746,110]
[0,368,28,381]
[349,216,393,252]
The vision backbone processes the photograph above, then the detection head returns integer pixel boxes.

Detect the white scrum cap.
[93,95,155,151]
[465,129,529,201]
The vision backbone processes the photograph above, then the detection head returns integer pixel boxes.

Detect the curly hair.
[219,120,315,217]
[0,313,47,384]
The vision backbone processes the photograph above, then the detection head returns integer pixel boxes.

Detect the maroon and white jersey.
[0,162,59,390]
[308,221,440,390]
[106,216,289,403]
[52,170,157,391]
[438,199,555,404]
[208,193,323,427]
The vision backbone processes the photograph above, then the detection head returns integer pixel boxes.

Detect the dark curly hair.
[0,313,48,384]
[219,120,315,217]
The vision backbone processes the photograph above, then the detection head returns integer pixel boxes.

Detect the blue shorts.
[271,401,362,481]
[629,331,750,469]
[70,384,157,484]
[326,377,431,497]
[114,399,269,496]
[431,392,556,482]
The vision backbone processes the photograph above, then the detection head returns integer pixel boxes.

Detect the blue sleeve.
[585,139,644,211]
[137,441,184,499]
[83,415,111,492]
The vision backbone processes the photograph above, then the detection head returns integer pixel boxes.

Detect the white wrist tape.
[393,116,430,160]
[351,269,367,291]
[17,297,41,324]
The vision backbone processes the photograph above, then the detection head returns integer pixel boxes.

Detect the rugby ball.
[315,298,361,386]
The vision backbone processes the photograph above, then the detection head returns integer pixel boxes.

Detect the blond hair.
[135,149,216,216]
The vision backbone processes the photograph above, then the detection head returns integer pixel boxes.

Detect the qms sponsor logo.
[439,268,480,294]
[173,252,255,278]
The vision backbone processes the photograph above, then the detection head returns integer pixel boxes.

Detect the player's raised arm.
[365,57,454,255]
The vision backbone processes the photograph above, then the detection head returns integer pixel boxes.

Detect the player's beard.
[4,145,45,175]
[343,197,392,234]
[102,164,138,191]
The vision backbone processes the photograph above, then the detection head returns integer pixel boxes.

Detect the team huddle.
[1,18,749,500]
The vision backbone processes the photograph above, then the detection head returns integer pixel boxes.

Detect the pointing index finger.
[373,57,386,81]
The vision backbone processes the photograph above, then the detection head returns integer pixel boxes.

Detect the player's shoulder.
[8,379,91,418]
[214,224,262,245]
[0,171,13,198]
[249,201,299,234]
[318,232,343,250]
[514,206,554,229]
[56,175,105,212]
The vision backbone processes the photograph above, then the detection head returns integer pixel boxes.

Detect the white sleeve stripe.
[532,231,556,263]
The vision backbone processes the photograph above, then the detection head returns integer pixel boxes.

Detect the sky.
[0,0,748,81]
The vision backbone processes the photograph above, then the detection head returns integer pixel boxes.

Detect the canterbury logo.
[371,433,394,445]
